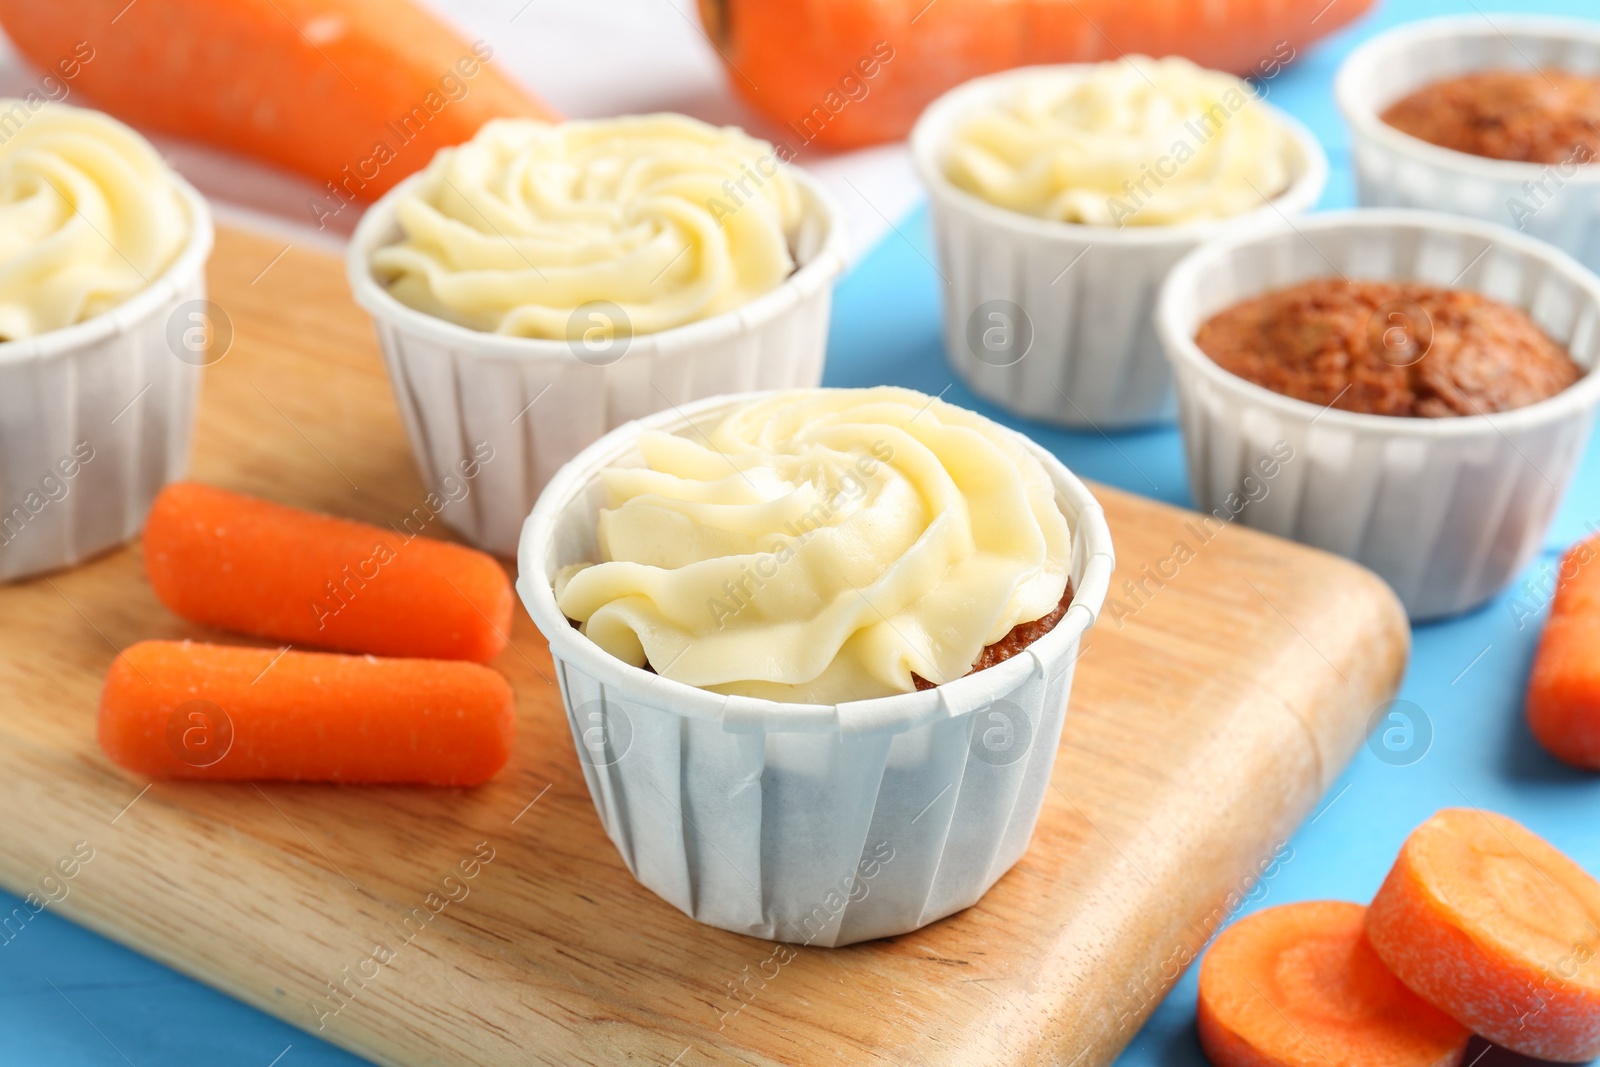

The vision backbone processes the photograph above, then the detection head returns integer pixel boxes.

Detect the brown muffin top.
[1380,70,1600,164]
[1195,279,1581,418]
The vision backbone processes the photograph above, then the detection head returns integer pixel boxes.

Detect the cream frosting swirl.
[943,57,1296,227]
[0,100,189,341]
[555,387,1072,705]
[370,114,804,339]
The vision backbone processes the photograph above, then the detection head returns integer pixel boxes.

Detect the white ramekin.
[347,168,847,558]
[1157,209,1600,622]
[911,65,1329,430]
[1337,15,1600,272]
[0,178,213,583]
[517,392,1114,946]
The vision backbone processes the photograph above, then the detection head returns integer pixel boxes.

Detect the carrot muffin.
[1195,279,1582,418]
[0,100,190,341]
[554,387,1072,704]
[367,113,804,339]
[1381,70,1600,164]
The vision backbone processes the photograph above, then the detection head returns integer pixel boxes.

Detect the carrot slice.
[1366,809,1600,1062]
[143,483,511,664]
[0,0,555,205]
[98,640,515,784]
[697,0,1375,152]
[1197,900,1471,1067]
[1527,535,1600,767]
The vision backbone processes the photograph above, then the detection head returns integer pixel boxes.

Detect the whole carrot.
[1197,900,1470,1067]
[0,0,555,210]
[697,0,1373,152]
[1366,809,1600,1062]
[1527,534,1600,767]
[143,483,511,663]
[98,640,515,784]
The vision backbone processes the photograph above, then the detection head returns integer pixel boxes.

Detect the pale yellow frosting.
[944,57,1296,227]
[370,114,804,338]
[556,388,1073,705]
[0,101,189,341]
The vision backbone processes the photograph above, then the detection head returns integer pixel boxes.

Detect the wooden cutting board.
[0,227,1409,1067]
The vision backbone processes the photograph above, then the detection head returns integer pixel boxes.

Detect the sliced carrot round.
[1366,808,1600,1062]
[1198,900,1471,1067]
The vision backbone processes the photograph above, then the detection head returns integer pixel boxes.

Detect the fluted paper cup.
[347,168,847,558]
[1157,209,1600,621]
[911,65,1328,430]
[1337,15,1600,272]
[0,178,213,583]
[517,392,1113,946]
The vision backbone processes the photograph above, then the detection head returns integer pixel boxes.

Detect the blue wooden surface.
[8,1,1600,1063]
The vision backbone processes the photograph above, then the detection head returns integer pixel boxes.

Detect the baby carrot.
[1527,535,1600,768]
[1366,809,1600,1062]
[1198,900,1471,1067]
[98,640,515,785]
[143,483,511,663]
[0,0,555,204]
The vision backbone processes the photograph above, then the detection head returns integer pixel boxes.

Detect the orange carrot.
[0,0,555,208]
[1366,809,1600,1062]
[1527,535,1600,768]
[143,483,511,664]
[1197,900,1471,1067]
[697,0,1374,152]
[98,640,515,784]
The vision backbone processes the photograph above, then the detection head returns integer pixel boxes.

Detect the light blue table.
[9,2,1600,1063]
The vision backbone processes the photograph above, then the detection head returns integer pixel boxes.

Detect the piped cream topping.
[556,387,1073,705]
[370,114,804,339]
[0,100,189,341]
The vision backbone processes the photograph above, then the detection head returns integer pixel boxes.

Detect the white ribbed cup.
[911,65,1328,430]
[0,178,213,582]
[1337,15,1600,272]
[517,392,1114,946]
[348,168,847,558]
[1157,209,1600,621]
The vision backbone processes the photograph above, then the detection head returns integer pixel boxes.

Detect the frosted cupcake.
[0,100,213,581]
[519,387,1113,944]
[912,57,1327,428]
[348,114,846,556]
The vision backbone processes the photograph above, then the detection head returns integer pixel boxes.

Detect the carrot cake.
[1195,279,1581,418]
[1381,70,1600,164]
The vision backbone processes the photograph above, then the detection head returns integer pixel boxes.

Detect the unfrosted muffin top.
[1381,70,1600,164]
[1195,279,1581,418]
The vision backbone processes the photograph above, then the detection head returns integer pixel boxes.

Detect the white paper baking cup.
[517,392,1113,946]
[0,178,213,583]
[1157,209,1600,621]
[347,168,847,558]
[1337,15,1600,272]
[911,65,1329,430]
